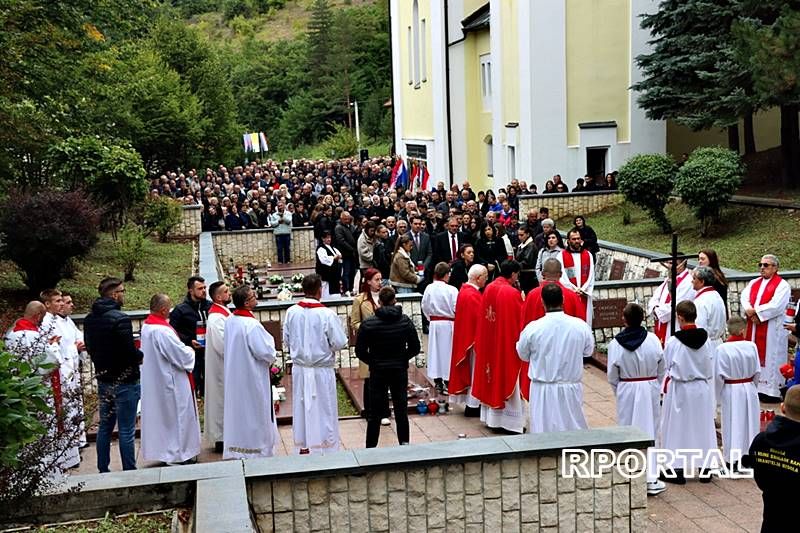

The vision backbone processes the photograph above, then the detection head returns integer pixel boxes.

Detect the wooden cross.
[650,233,699,335]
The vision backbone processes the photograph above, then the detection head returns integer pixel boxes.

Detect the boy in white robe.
[517,284,594,433]
[658,300,717,484]
[204,281,232,453]
[692,266,727,348]
[715,316,761,469]
[607,302,666,495]
[140,294,200,464]
[647,259,695,345]
[223,286,279,459]
[283,274,348,453]
[421,262,459,394]
[57,293,88,448]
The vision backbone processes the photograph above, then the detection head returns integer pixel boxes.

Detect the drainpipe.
[444,0,455,186]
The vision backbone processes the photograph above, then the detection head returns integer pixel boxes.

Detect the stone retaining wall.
[172,205,202,239]
[519,191,623,221]
[212,227,316,265]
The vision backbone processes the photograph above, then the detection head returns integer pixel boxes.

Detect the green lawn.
[337,380,360,417]
[0,234,194,316]
[575,201,800,272]
[36,511,173,532]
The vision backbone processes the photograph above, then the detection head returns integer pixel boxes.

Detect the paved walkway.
[72,365,764,532]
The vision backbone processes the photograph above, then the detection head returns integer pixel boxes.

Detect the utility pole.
[351,100,361,149]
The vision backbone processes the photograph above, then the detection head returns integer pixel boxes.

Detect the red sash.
[208,303,231,316]
[430,316,454,321]
[745,275,783,366]
[233,309,256,318]
[694,286,715,299]
[724,377,754,384]
[297,300,326,309]
[653,270,690,345]
[620,376,657,382]
[144,314,195,394]
[13,319,64,431]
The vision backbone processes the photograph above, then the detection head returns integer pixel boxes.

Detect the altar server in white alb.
[740,254,791,401]
[658,301,717,483]
[558,229,595,326]
[283,275,348,453]
[223,285,279,459]
[140,294,200,465]
[692,266,727,348]
[647,258,695,345]
[715,316,761,468]
[204,281,232,453]
[421,262,459,395]
[607,303,666,495]
[283,274,348,454]
[57,293,88,448]
[517,284,594,433]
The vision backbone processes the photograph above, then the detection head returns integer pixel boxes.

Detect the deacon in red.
[472,260,526,433]
[559,229,595,326]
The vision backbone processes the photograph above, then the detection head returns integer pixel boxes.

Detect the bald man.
[748,385,800,533]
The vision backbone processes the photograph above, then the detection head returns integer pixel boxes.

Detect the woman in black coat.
[449,244,476,290]
[474,223,506,281]
[573,215,600,259]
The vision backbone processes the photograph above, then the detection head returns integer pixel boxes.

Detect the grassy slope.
[0,234,193,317]
[575,201,800,272]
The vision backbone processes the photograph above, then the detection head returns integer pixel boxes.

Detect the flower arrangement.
[277,283,302,293]
[269,364,284,387]
[291,273,305,283]
[268,274,284,284]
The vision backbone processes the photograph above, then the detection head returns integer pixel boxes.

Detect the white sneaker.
[380,417,391,426]
[647,480,667,496]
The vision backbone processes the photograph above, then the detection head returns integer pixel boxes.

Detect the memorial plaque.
[609,259,627,281]
[262,320,283,351]
[592,298,627,328]
[643,268,661,279]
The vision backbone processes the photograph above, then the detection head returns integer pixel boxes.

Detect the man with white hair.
[692,266,727,348]
[534,218,563,249]
[740,254,791,402]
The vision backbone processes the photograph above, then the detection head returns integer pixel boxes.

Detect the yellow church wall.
[666,108,782,157]
[398,0,434,141]
[463,30,493,192]
[565,0,631,146]
[463,0,487,16]
[501,0,519,126]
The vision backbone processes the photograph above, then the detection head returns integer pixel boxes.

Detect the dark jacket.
[83,297,143,384]
[746,415,800,533]
[433,230,472,265]
[334,222,357,259]
[373,239,392,279]
[449,259,471,290]
[169,295,212,348]
[355,305,420,371]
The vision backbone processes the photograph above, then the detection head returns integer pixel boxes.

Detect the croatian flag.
[419,165,430,191]
[390,157,408,189]
[409,162,420,192]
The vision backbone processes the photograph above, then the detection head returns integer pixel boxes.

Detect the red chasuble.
[746,274,783,366]
[448,283,483,396]
[521,280,581,327]
[472,277,524,408]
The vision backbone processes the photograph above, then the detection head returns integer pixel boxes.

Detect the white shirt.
[517,312,594,383]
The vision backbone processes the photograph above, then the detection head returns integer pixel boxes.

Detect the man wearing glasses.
[740,255,791,403]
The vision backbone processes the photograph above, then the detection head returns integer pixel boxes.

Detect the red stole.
[562,249,591,287]
[746,275,783,366]
[448,284,483,396]
[144,314,195,394]
[297,300,326,309]
[694,286,715,299]
[653,270,691,345]
[14,318,63,431]
[208,303,231,316]
[233,309,256,318]
[472,277,526,406]
[726,335,746,343]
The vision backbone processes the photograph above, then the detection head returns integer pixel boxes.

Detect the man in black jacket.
[433,216,472,266]
[356,287,421,448]
[169,276,211,396]
[747,385,800,533]
[84,277,143,473]
[334,211,358,295]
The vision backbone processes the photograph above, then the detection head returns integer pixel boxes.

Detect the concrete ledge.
[519,190,621,200]
[195,475,254,533]
[209,226,315,237]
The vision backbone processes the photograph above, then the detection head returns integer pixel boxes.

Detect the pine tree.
[307,0,334,88]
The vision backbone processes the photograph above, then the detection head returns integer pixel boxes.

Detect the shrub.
[617,154,676,233]
[320,123,359,160]
[0,190,101,294]
[138,196,183,242]
[674,147,744,236]
[117,224,147,282]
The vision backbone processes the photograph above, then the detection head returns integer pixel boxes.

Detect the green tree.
[617,154,676,234]
[674,147,744,236]
[116,224,147,281]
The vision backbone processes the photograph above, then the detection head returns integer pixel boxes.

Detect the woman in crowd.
[474,223,506,280]
[697,248,729,308]
[449,244,476,290]
[543,180,556,194]
[556,182,569,193]
[389,235,420,294]
[224,204,245,231]
[573,215,600,259]
[535,231,564,282]
[468,216,482,241]
[515,225,538,294]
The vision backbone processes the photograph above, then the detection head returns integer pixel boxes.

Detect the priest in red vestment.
[472,260,527,433]
[449,264,489,417]
[558,229,595,325]
[522,258,581,326]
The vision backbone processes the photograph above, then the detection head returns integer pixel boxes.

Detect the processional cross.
[650,233,699,336]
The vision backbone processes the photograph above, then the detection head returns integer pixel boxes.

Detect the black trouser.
[366,368,409,447]
[362,377,390,420]
[193,349,205,398]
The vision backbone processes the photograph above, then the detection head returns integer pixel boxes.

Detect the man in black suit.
[433,216,472,266]
[407,215,433,280]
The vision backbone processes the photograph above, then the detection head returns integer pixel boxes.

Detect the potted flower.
[291,273,305,284]
[268,274,284,285]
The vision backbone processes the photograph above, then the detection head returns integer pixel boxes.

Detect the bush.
[138,196,183,242]
[117,224,147,282]
[222,0,255,20]
[675,147,744,236]
[0,190,101,294]
[617,154,676,234]
[320,123,358,159]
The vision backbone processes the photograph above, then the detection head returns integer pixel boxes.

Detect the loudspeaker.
[360,149,369,163]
